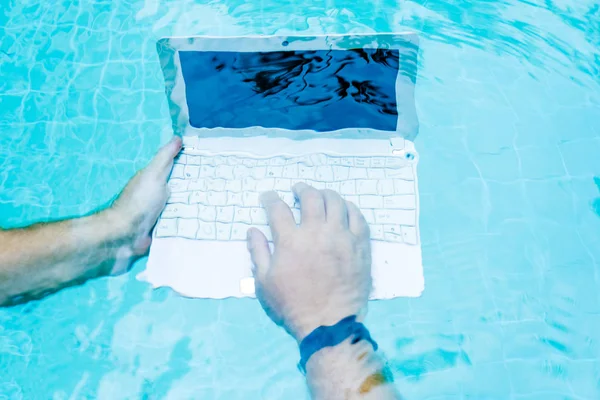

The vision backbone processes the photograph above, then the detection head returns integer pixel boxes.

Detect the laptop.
[139,33,424,299]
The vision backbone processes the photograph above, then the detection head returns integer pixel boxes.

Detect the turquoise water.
[1,0,600,398]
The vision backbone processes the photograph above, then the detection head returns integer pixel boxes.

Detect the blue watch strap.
[298,315,378,373]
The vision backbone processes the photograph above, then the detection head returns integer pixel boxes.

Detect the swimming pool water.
[1,0,600,398]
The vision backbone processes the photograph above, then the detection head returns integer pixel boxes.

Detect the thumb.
[247,228,271,284]
[146,136,183,180]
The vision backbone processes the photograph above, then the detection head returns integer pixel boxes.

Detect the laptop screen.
[178,49,401,133]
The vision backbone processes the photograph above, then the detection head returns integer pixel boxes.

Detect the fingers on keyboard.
[159,153,418,244]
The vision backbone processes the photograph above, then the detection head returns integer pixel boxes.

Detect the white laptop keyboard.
[155,150,418,244]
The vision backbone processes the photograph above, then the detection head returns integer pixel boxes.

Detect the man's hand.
[0,136,183,306]
[246,182,372,342]
[107,136,182,273]
[247,183,399,399]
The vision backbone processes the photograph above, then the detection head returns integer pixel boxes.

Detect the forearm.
[0,210,131,306]
[306,336,399,400]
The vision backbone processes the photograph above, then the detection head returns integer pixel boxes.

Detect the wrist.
[99,208,137,245]
[306,336,375,372]
[292,311,363,343]
[297,315,378,374]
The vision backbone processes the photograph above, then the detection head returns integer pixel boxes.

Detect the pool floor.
[1,0,600,398]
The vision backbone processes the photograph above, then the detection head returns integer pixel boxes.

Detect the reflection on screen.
[179,49,400,132]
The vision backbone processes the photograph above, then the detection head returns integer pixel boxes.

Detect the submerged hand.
[108,136,182,272]
[247,183,372,341]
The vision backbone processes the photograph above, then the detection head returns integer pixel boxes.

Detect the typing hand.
[247,182,372,341]
[108,136,182,273]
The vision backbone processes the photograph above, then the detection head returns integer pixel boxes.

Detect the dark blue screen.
[179,49,399,132]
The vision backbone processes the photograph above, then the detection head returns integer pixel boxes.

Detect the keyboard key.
[243,191,260,207]
[394,180,414,194]
[180,204,199,219]
[356,180,378,195]
[169,179,188,193]
[171,164,185,179]
[216,165,235,180]
[371,157,385,168]
[178,218,199,239]
[383,225,403,243]
[274,178,291,191]
[252,167,267,179]
[377,180,395,196]
[256,179,275,192]
[298,165,315,179]
[385,157,406,168]
[188,179,206,191]
[282,164,298,178]
[310,154,327,165]
[230,223,250,240]
[227,192,243,206]
[161,204,182,219]
[340,157,354,166]
[386,166,414,180]
[234,207,252,224]
[233,165,251,178]
[164,204,198,219]
[362,209,375,225]
[206,179,226,191]
[374,209,415,225]
[214,156,227,165]
[401,225,418,245]
[207,191,227,206]
[189,191,207,204]
[340,181,356,195]
[354,158,370,168]
[253,225,272,241]
[251,208,268,224]
[226,157,239,165]
[311,181,326,190]
[216,222,232,240]
[367,169,385,179]
[243,177,257,191]
[256,159,270,166]
[327,156,341,165]
[155,219,177,237]
[198,205,217,222]
[200,165,216,178]
[349,168,368,179]
[242,158,257,167]
[370,224,384,240]
[225,179,242,192]
[345,195,359,205]
[315,166,334,181]
[187,155,201,165]
[360,195,383,208]
[333,166,350,181]
[197,222,216,240]
[174,154,187,165]
[168,191,190,204]
[216,206,234,223]
[326,182,341,191]
[295,156,312,166]
[269,157,286,166]
[200,156,214,166]
[384,195,416,209]
[266,166,283,178]
[184,165,200,179]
